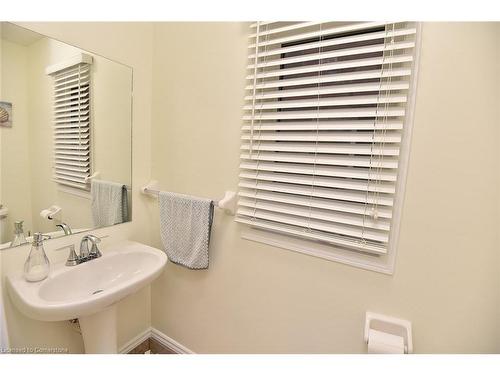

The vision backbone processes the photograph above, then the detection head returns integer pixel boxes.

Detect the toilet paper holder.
[364,311,413,354]
[40,205,62,220]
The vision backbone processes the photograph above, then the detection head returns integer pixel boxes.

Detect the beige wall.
[0,40,34,243]
[149,22,500,353]
[1,21,498,354]
[1,22,154,352]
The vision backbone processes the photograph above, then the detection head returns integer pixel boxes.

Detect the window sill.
[241,227,396,275]
[57,185,91,200]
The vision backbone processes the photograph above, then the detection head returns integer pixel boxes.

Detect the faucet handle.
[65,245,79,266]
[89,243,102,259]
[55,244,79,266]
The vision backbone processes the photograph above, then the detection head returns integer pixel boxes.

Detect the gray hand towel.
[159,191,214,269]
[91,179,129,227]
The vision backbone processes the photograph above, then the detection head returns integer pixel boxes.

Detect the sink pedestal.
[79,305,117,353]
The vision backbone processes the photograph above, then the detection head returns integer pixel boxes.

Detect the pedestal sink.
[7,240,167,353]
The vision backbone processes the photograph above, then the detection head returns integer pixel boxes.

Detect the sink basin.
[7,240,167,353]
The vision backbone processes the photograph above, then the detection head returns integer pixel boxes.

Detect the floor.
[127,337,177,354]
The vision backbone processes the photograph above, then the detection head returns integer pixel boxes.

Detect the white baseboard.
[151,328,194,354]
[118,327,194,354]
[118,328,151,354]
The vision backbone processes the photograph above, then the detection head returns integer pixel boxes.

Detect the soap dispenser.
[23,233,51,282]
[10,220,28,247]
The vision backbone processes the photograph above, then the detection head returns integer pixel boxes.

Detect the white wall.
[1,22,154,352]
[149,22,500,353]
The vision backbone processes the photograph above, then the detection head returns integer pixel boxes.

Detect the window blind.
[237,22,418,255]
[50,62,91,190]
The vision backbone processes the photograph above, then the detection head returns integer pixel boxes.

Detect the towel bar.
[141,180,237,215]
[85,172,101,183]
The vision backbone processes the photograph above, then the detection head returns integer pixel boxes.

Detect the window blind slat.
[54,110,90,119]
[54,122,89,131]
[55,154,89,162]
[54,68,90,83]
[238,189,393,218]
[248,27,417,59]
[243,94,407,110]
[54,86,89,100]
[54,92,89,105]
[54,104,89,114]
[247,55,413,80]
[55,150,88,156]
[238,198,391,231]
[54,116,89,124]
[238,180,394,206]
[54,73,90,89]
[248,21,390,48]
[53,101,89,111]
[54,80,90,94]
[55,159,90,167]
[54,168,90,178]
[240,141,400,156]
[237,207,389,243]
[239,170,396,193]
[54,173,88,183]
[246,82,409,101]
[241,120,403,131]
[240,151,398,169]
[245,70,411,91]
[248,21,322,38]
[247,41,415,70]
[54,128,90,134]
[242,108,405,120]
[240,131,401,143]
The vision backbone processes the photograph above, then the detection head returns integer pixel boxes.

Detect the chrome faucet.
[79,234,102,260]
[56,222,72,235]
[57,234,104,266]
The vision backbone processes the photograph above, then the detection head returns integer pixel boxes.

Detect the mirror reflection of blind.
[237,22,418,255]
[51,63,91,190]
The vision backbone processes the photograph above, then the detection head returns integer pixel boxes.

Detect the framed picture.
[0,102,12,128]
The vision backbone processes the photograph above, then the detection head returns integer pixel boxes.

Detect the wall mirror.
[0,22,132,250]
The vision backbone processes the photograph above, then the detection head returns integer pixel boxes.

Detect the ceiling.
[1,22,43,46]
